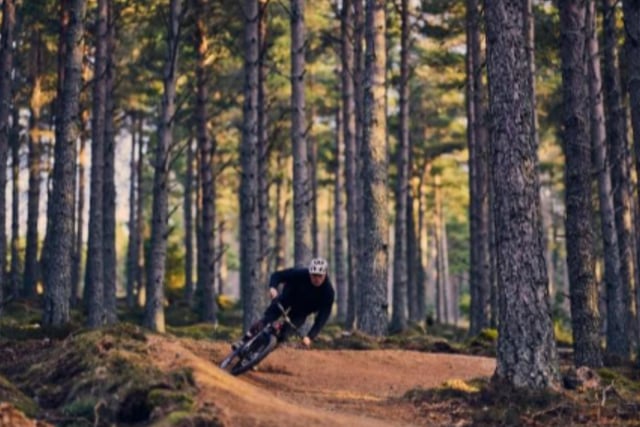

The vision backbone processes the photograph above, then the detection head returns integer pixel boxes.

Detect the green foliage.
[166,322,237,342]
[465,329,497,357]
[147,389,194,412]
[61,396,98,419]
[0,373,39,417]
[599,366,640,388]
[403,377,640,427]
[553,320,574,348]
[0,324,209,426]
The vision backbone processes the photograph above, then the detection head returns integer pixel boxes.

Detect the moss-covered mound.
[0,374,39,417]
[0,323,222,427]
[405,370,640,427]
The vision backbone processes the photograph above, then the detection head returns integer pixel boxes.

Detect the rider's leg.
[231,300,283,350]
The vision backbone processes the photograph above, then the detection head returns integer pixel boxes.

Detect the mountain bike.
[219,303,301,376]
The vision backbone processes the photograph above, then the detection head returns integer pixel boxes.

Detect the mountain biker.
[234,257,335,349]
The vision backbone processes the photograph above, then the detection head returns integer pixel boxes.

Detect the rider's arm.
[268,268,300,299]
[306,289,335,340]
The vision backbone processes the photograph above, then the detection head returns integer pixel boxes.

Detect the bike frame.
[219,302,304,375]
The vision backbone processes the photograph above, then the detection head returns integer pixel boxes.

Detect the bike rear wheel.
[229,332,278,376]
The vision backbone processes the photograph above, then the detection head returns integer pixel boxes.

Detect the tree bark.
[103,0,118,325]
[620,0,640,355]
[23,33,44,300]
[240,0,263,331]
[291,0,311,266]
[274,165,288,272]
[358,0,389,336]
[334,99,347,321]
[43,0,87,327]
[72,114,88,307]
[341,0,357,329]
[0,0,15,311]
[258,0,270,293]
[10,108,20,300]
[560,0,603,368]
[126,113,138,308]
[136,117,146,307]
[145,0,183,333]
[390,0,410,333]
[183,136,194,305]
[195,0,217,323]
[466,0,491,335]
[598,0,631,361]
[434,176,447,323]
[86,0,108,328]
[485,0,560,388]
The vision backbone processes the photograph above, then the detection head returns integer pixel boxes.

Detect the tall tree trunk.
[240,0,262,331]
[341,0,358,329]
[216,221,226,295]
[257,0,270,291]
[620,0,640,354]
[308,105,318,257]
[441,200,453,324]
[0,0,15,310]
[43,0,87,327]
[434,176,447,323]
[350,0,365,330]
[485,0,560,389]
[10,108,20,300]
[194,0,217,323]
[597,0,631,361]
[85,0,108,328]
[406,187,417,322]
[145,0,182,333]
[416,160,431,323]
[195,147,204,301]
[274,153,289,271]
[23,31,44,300]
[467,0,491,336]
[358,0,388,336]
[291,0,311,266]
[334,100,347,322]
[390,0,409,333]
[433,200,442,323]
[71,116,88,307]
[407,190,421,323]
[136,118,146,307]
[126,113,138,308]
[559,0,603,368]
[103,0,118,325]
[183,136,194,305]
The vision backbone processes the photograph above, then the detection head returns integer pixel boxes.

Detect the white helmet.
[308,257,328,275]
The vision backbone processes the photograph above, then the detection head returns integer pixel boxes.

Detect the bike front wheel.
[229,333,278,376]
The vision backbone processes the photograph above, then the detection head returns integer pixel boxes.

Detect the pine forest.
[0,0,639,426]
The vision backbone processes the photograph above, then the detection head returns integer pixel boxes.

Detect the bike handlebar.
[276,302,305,339]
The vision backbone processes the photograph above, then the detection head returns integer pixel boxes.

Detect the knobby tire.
[230,333,278,375]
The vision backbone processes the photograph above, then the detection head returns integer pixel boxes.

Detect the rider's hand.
[269,287,279,300]
[302,336,311,347]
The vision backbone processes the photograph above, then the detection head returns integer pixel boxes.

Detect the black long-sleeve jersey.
[268,268,335,339]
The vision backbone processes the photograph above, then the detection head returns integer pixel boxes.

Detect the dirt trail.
[147,335,496,427]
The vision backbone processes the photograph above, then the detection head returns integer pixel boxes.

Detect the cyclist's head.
[308,257,328,286]
[308,257,328,275]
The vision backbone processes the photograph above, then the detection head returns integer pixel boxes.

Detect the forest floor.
[0,302,639,426]
[155,336,496,426]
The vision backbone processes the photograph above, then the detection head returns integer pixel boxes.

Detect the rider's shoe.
[231,332,253,350]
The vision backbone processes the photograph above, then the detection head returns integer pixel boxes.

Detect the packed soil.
[150,335,496,426]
